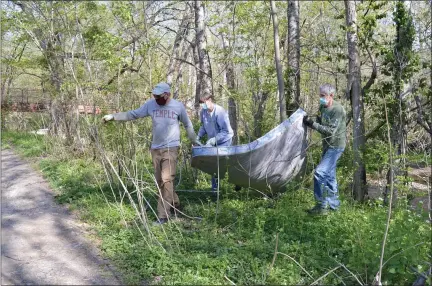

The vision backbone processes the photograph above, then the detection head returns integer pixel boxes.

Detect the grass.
[2,130,47,157]
[2,130,431,285]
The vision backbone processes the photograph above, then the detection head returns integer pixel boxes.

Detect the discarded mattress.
[191,108,307,191]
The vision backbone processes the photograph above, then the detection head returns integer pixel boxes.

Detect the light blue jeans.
[313,148,344,210]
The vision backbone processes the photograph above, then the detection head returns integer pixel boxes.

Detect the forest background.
[1,1,431,285]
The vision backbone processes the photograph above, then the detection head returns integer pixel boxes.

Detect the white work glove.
[102,114,114,122]
[206,137,216,146]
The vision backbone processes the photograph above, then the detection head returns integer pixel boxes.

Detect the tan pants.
[151,147,180,219]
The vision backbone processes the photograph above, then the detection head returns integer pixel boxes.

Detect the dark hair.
[199,91,215,103]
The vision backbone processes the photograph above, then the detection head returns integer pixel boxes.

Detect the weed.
[3,130,431,285]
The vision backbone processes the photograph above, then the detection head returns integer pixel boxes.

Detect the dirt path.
[1,149,122,285]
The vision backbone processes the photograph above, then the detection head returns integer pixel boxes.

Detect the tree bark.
[193,43,201,116]
[167,3,192,88]
[222,35,238,145]
[345,0,367,201]
[384,78,406,207]
[194,0,212,110]
[287,0,301,113]
[383,1,415,207]
[252,54,270,139]
[173,41,192,99]
[270,0,286,122]
[253,90,269,139]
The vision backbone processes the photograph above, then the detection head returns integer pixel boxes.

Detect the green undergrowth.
[2,130,431,285]
[2,130,47,157]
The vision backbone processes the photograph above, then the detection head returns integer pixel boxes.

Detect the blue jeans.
[313,148,344,210]
[211,138,232,190]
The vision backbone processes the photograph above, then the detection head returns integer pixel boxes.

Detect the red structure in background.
[3,102,47,112]
[2,101,107,114]
[1,88,117,114]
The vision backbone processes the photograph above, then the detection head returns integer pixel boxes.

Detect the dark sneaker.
[153,218,168,226]
[307,205,329,216]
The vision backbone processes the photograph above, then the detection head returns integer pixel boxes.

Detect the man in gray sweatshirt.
[103,82,200,225]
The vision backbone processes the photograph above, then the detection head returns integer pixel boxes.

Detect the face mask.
[200,103,208,110]
[155,95,167,106]
[319,97,328,106]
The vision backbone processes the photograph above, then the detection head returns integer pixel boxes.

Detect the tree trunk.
[193,43,201,116]
[187,53,193,102]
[253,90,270,139]
[383,1,415,207]
[1,74,14,105]
[194,0,212,105]
[173,42,192,99]
[46,34,74,145]
[253,89,270,139]
[222,35,238,145]
[385,121,404,207]
[345,0,367,201]
[384,81,407,207]
[287,0,301,113]
[270,0,286,123]
[167,3,191,89]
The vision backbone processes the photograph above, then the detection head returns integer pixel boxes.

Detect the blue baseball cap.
[151,82,171,95]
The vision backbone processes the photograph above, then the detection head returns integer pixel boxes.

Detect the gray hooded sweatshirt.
[197,103,233,145]
[113,99,196,149]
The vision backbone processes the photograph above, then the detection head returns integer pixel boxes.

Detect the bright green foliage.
[380,1,419,101]
[2,131,47,157]
[365,139,389,173]
[392,1,418,82]
[2,0,431,284]
[2,131,430,285]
